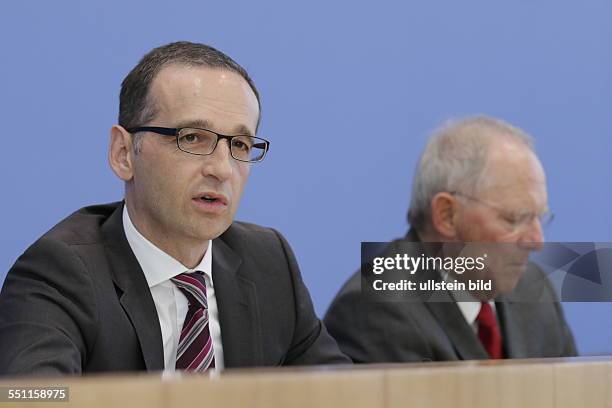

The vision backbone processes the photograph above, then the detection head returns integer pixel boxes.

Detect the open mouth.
[200,195,218,203]
[194,193,228,207]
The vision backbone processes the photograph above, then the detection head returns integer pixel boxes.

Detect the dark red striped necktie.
[171,272,215,371]
[476,302,503,359]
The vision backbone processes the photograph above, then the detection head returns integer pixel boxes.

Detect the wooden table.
[0,357,610,407]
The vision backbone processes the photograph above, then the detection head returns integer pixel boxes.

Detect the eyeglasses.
[449,191,554,231]
[126,126,270,163]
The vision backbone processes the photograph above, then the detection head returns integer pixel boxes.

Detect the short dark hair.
[119,41,261,133]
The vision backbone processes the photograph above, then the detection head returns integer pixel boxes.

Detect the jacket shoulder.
[220,221,285,249]
[42,202,122,246]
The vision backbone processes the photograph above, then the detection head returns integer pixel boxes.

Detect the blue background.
[1,1,610,355]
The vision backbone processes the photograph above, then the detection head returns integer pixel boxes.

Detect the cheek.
[458,213,490,241]
[132,160,158,197]
[464,214,511,243]
[145,161,193,205]
[232,165,250,196]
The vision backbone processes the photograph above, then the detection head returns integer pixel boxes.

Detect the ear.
[108,125,134,181]
[430,192,460,239]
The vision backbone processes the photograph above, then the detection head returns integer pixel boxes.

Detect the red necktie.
[171,272,215,371]
[476,302,503,359]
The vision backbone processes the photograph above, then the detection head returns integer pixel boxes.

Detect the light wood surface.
[1,357,611,408]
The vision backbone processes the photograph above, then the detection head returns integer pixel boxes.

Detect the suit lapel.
[404,233,488,361]
[496,298,527,358]
[424,296,489,360]
[212,235,263,368]
[101,203,165,371]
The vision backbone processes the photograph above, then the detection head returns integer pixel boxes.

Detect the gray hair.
[407,115,535,230]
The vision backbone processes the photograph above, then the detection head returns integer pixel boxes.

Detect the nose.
[518,217,544,251]
[201,139,234,181]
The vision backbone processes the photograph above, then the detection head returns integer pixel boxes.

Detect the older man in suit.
[325,116,577,362]
[0,41,349,376]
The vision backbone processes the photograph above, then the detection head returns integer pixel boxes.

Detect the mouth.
[192,192,229,212]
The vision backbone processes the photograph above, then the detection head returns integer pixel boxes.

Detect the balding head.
[408,115,535,232]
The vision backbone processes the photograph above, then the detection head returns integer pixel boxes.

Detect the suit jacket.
[324,230,577,363]
[0,202,349,376]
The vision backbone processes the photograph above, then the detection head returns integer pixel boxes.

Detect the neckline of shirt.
[122,204,213,288]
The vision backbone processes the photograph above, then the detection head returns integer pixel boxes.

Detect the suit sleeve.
[271,230,351,365]
[323,272,415,364]
[323,275,373,363]
[0,237,98,376]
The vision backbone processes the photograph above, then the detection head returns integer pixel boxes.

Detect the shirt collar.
[122,205,212,288]
[456,300,482,326]
[440,270,494,326]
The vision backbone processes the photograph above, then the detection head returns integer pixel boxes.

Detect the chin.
[193,219,233,241]
[493,278,522,295]
[508,263,527,278]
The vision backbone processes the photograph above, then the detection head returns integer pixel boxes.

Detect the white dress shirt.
[122,206,224,372]
[441,271,497,332]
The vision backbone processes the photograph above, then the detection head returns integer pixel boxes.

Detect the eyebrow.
[176,119,255,136]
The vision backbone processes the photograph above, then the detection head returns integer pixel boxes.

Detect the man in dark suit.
[325,116,577,363]
[0,42,349,376]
